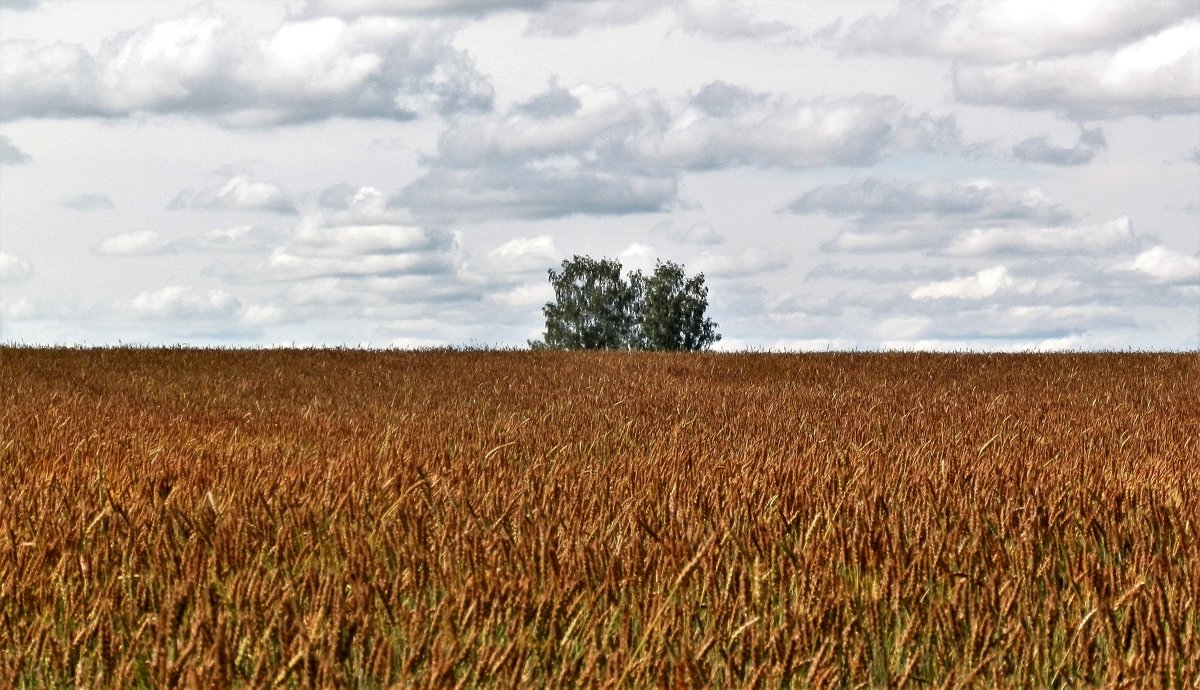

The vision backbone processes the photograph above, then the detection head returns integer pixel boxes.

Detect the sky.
[0,0,1197,350]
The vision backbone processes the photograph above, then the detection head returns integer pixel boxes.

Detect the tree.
[541,255,638,350]
[634,260,721,352]
[537,255,720,351]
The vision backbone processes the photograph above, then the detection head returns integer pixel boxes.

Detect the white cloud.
[170,175,297,214]
[126,285,240,318]
[304,0,552,18]
[1115,246,1200,284]
[93,230,169,255]
[840,2,1199,119]
[648,91,960,170]
[317,184,414,224]
[618,242,658,273]
[435,82,961,172]
[290,220,447,258]
[393,166,679,221]
[946,216,1140,256]
[3,2,1195,350]
[94,225,286,256]
[0,296,36,320]
[187,225,281,252]
[0,10,493,125]
[674,1,804,43]
[691,247,789,278]
[435,82,657,165]
[485,235,559,274]
[954,19,1200,119]
[0,252,33,283]
[252,214,460,282]
[491,282,552,309]
[400,82,961,221]
[237,303,286,326]
[874,316,932,340]
[841,0,1196,62]
[791,177,1071,223]
[0,134,30,164]
[1012,126,1106,166]
[911,265,1015,299]
[521,1,806,42]
[820,229,933,254]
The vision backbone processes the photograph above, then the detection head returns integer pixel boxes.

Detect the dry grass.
[1,348,1197,688]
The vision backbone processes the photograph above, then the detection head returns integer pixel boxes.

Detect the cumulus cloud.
[432,82,658,167]
[1013,126,1106,166]
[946,216,1140,256]
[170,175,297,214]
[484,235,559,274]
[911,265,1016,299]
[63,193,115,210]
[93,230,168,256]
[126,285,240,318]
[186,225,281,253]
[305,0,552,17]
[617,242,659,272]
[840,2,1199,119]
[882,301,1139,345]
[1115,246,1200,284]
[0,252,33,283]
[397,81,960,221]
[650,91,960,170]
[518,1,805,42]
[840,0,1196,62]
[672,2,804,43]
[789,177,1073,227]
[393,166,678,222]
[691,247,790,278]
[253,214,460,282]
[316,184,412,224]
[435,82,960,172]
[0,296,36,321]
[953,19,1200,119]
[93,225,286,256]
[155,192,558,333]
[0,134,30,164]
[490,282,553,310]
[237,303,287,327]
[787,174,1190,350]
[0,10,493,125]
[317,183,363,209]
[116,290,282,330]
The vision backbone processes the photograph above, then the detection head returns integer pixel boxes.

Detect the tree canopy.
[537,255,721,351]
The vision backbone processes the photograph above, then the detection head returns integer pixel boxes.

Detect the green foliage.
[634,260,721,352]
[540,255,721,351]
[541,255,638,350]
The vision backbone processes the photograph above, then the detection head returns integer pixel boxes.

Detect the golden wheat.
[0,348,1197,688]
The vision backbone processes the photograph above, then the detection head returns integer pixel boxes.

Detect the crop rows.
[1,348,1197,687]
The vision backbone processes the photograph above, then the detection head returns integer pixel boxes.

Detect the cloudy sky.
[1,0,1197,350]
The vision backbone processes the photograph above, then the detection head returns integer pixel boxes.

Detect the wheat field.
[1,348,1197,688]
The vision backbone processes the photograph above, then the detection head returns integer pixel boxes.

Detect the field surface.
[1,348,1198,688]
